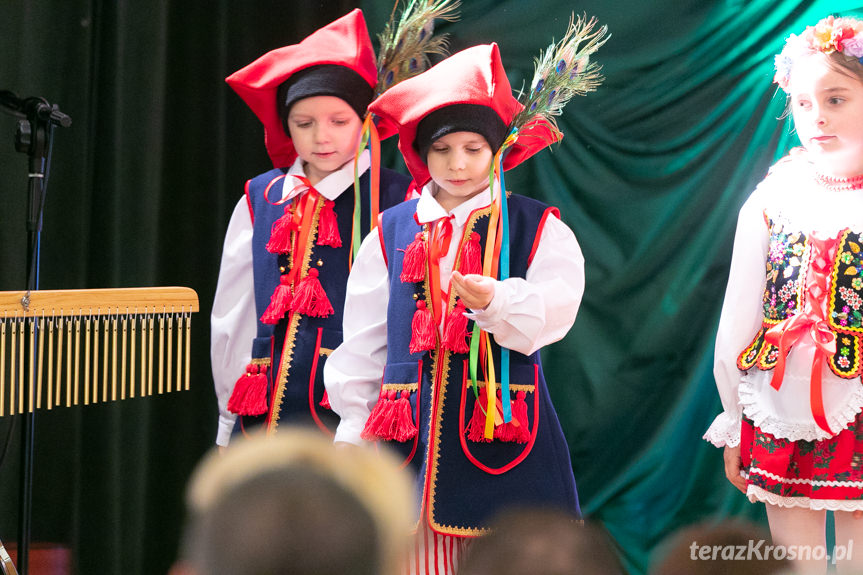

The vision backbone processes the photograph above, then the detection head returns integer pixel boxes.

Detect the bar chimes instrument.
[0,287,198,415]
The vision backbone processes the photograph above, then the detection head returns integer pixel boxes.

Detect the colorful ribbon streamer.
[351,114,382,267]
[468,129,519,439]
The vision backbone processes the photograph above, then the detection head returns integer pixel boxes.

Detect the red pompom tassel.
[319,389,331,410]
[291,268,334,317]
[361,389,396,441]
[494,390,530,443]
[316,200,342,247]
[459,232,482,276]
[409,300,436,354]
[400,232,426,283]
[466,386,492,442]
[227,363,269,416]
[261,275,293,324]
[442,300,470,353]
[511,391,531,443]
[493,389,513,442]
[392,390,418,442]
[266,206,295,254]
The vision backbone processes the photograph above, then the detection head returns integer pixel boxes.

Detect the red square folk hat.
[226,9,378,168]
[368,43,560,186]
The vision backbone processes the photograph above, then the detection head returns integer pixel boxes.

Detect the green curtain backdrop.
[0,1,861,573]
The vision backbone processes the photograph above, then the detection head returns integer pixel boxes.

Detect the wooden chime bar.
[0,287,198,416]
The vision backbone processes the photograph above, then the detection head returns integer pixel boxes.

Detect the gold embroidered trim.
[427,206,494,537]
[268,195,325,435]
[319,347,333,356]
[250,357,271,367]
[382,383,418,392]
[465,381,535,393]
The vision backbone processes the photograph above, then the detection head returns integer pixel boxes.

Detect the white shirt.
[705,153,863,447]
[210,152,371,446]
[324,183,586,445]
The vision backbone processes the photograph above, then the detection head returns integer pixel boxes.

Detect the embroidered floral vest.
[738,214,863,378]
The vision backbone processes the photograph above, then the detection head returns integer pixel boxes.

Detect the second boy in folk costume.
[326,18,607,572]
[211,10,415,447]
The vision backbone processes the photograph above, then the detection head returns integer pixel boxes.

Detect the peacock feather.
[510,13,609,141]
[374,0,460,97]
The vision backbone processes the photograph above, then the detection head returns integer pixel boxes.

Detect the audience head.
[175,428,415,575]
[459,507,623,575]
[649,519,792,575]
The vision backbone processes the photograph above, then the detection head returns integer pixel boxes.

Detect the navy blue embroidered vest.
[376,194,580,536]
[239,167,411,435]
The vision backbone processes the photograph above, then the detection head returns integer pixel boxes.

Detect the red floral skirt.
[741,413,863,509]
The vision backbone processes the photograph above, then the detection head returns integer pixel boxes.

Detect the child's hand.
[723,445,747,494]
[450,271,494,310]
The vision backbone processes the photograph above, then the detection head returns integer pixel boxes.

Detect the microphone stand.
[1,90,71,575]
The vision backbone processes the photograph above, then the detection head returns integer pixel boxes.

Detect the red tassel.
[392,390,418,442]
[466,386,492,443]
[442,300,470,353]
[493,389,513,442]
[360,390,387,441]
[266,206,295,254]
[400,232,427,283]
[261,275,293,324]
[319,389,331,410]
[511,391,530,443]
[459,232,482,275]
[291,268,334,317]
[316,200,342,247]
[409,300,436,354]
[361,389,396,441]
[495,390,530,443]
[376,390,401,439]
[227,363,269,416]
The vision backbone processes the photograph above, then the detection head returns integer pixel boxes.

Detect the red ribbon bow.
[764,234,838,434]
[427,214,454,323]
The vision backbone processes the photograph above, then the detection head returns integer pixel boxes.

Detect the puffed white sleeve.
[468,213,584,356]
[703,190,769,447]
[210,197,257,447]
[324,229,389,445]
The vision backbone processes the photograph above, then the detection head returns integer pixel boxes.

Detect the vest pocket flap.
[383,361,422,385]
[463,362,537,394]
[460,360,540,474]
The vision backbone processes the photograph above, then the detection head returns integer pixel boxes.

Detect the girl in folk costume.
[211,4,457,448]
[325,16,607,574]
[705,15,863,574]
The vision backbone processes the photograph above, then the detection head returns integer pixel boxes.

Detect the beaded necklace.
[815,172,863,192]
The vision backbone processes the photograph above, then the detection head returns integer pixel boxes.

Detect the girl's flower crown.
[774,15,863,92]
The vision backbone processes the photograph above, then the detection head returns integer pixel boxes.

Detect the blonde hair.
[183,428,415,575]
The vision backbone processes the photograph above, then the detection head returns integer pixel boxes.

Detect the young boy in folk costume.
[210,9,426,447]
[325,17,607,573]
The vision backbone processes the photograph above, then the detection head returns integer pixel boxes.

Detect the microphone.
[23,97,71,128]
[0,90,71,127]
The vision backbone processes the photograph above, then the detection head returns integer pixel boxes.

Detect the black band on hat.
[278,64,374,131]
[415,104,508,160]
